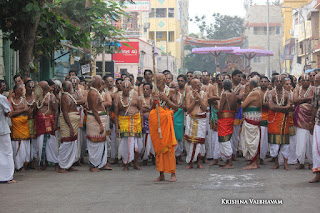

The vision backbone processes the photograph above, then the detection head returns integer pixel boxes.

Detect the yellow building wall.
[148,0,184,69]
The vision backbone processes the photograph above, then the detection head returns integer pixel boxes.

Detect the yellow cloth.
[119,113,142,138]
[11,116,30,140]
[149,107,177,173]
[60,112,80,142]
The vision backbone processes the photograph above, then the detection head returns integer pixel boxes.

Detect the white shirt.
[0,94,11,135]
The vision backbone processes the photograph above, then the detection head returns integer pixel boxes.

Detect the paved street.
[1,159,319,213]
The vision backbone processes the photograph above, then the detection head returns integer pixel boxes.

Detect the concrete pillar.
[0,31,4,79]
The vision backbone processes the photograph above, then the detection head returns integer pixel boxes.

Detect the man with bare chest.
[293,74,315,170]
[10,84,31,172]
[58,81,80,173]
[184,79,208,169]
[25,80,37,168]
[217,79,237,169]
[141,83,155,165]
[86,76,109,172]
[115,80,143,171]
[35,81,59,170]
[241,78,262,170]
[268,76,291,171]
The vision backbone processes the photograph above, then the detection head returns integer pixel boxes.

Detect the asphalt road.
[1,159,319,213]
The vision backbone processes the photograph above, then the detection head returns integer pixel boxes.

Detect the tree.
[0,0,129,77]
[185,14,245,74]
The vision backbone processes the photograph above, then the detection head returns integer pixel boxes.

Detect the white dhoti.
[185,142,206,163]
[296,127,313,164]
[279,135,298,165]
[0,134,14,182]
[175,139,184,157]
[58,141,78,169]
[11,140,31,170]
[231,125,240,154]
[270,144,289,159]
[87,140,108,168]
[219,141,233,161]
[206,129,220,160]
[184,113,207,163]
[143,133,155,160]
[312,125,320,173]
[260,126,268,160]
[30,139,38,160]
[119,137,143,164]
[110,124,119,159]
[241,120,260,161]
[37,134,59,166]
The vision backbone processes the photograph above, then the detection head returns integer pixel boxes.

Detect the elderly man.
[115,80,143,171]
[241,78,262,170]
[217,79,237,169]
[0,92,15,183]
[10,85,30,172]
[150,73,178,182]
[36,81,59,170]
[310,73,320,183]
[293,74,315,170]
[268,76,291,171]
[184,79,208,169]
[58,81,80,173]
[86,76,109,172]
[166,73,174,86]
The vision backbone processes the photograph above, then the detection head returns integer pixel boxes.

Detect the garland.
[263,89,269,103]
[216,84,224,98]
[142,95,152,107]
[26,97,35,106]
[120,90,133,108]
[62,92,77,105]
[159,85,170,108]
[275,87,285,106]
[11,97,23,106]
[90,87,103,101]
[233,83,242,94]
[298,85,312,98]
[36,92,50,109]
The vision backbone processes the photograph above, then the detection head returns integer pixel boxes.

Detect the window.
[156,8,167,18]
[149,31,155,40]
[276,26,280,34]
[253,27,266,35]
[168,31,174,42]
[168,8,174,18]
[156,31,167,42]
[149,8,155,18]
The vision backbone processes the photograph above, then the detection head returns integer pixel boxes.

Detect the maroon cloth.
[36,113,55,136]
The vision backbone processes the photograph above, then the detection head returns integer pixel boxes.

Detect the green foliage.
[0,0,131,76]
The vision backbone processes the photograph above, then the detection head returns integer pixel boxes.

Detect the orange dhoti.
[149,107,177,174]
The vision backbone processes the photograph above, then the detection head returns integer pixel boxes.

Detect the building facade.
[245,5,284,74]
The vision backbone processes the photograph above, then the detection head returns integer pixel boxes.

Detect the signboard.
[113,42,139,64]
[281,55,294,60]
[81,64,91,74]
[123,0,150,12]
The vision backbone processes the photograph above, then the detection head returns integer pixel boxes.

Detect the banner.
[113,42,139,64]
[123,0,150,12]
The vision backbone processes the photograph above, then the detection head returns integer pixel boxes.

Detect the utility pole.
[102,48,105,77]
[267,0,270,77]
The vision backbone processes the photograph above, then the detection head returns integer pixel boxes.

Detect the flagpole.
[152,42,162,139]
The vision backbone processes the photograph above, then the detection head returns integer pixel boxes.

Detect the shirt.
[0,94,11,135]
[312,86,320,126]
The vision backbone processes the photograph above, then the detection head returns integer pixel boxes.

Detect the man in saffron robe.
[150,74,178,182]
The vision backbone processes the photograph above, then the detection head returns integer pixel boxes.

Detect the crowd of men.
[0,68,320,184]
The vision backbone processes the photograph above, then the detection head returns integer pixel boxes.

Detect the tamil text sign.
[113,42,139,64]
[123,0,150,12]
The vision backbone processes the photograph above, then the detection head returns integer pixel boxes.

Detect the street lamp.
[282,6,307,72]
